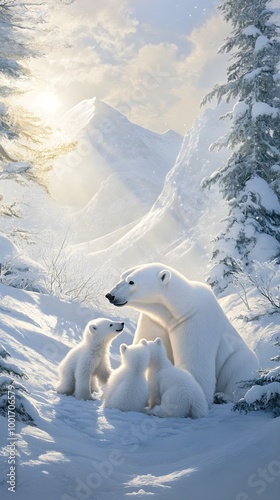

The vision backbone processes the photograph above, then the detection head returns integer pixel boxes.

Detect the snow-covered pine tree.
[233,333,280,417]
[0,0,37,150]
[0,344,37,425]
[0,1,74,184]
[201,0,280,292]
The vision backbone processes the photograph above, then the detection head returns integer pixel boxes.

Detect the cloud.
[51,0,138,57]
[25,1,230,134]
[184,14,229,89]
[106,14,229,133]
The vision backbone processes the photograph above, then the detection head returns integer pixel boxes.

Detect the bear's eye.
[110,324,113,327]
[128,280,134,285]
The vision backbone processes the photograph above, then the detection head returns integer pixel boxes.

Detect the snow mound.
[0,234,46,292]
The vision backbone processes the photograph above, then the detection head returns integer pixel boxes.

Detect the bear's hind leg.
[148,388,185,418]
[56,373,75,396]
[74,379,92,400]
[216,349,259,402]
[213,392,230,405]
[96,363,112,385]
[91,375,100,394]
[147,404,168,418]
[74,366,92,400]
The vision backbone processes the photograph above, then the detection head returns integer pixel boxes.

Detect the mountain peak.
[50,98,182,233]
[58,98,182,146]
[58,97,130,140]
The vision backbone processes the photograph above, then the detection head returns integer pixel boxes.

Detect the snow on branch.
[231,259,280,313]
[0,345,37,425]
[234,331,280,418]
[251,102,279,120]
[233,380,280,417]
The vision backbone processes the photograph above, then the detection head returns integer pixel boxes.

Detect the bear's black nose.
[106,293,115,303]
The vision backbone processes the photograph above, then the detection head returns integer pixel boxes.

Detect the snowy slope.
[0,284,279,500]
[0,172,68,248]
[49,98,182,241]
[0,170,73,297]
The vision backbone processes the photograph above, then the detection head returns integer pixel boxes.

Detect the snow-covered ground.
[0,283,279,500]
[1,99,280,500]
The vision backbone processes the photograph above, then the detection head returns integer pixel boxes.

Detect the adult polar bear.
[105,263,259,404]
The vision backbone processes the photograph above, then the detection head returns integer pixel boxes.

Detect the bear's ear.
[89,324,97,333]
[140,339,148,346]
[157,269,171,285]
[155,337,162,345]
[121,265,141,280]
[120,344,127,355]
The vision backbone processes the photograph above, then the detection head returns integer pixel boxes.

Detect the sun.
[36,91,61,119]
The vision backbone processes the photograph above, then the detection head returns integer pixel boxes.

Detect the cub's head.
[141,337,166,365]
[119,340,150,371]
[84,317,124,344]
[105,263,172,308]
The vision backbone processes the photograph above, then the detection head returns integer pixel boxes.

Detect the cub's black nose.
[106,293,115,303]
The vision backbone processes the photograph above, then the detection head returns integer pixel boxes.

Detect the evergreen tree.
[0,1,41,142]
[0,344,37,425]
[0,1,74,185]
[233,334,280,417]
[202,0,280,292]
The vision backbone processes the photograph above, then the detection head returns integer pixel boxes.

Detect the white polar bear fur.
[106,263,259,404]
[144,337,208,418]
[102,342,150,412]
[56,318,124,400]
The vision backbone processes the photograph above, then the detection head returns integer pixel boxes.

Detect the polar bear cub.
[145,337,208,418]
[56,318,124,400]
[102,341,150,412]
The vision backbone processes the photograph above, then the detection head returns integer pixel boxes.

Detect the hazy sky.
[25,0,229,135]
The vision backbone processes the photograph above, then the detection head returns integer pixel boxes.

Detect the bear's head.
[119,340,150,372]
[141,337,166,366]
[105,263,172,308]
[84,318,124,344]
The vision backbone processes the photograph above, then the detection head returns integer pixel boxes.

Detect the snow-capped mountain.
[49,98,182,241]
[71,103,231,284]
